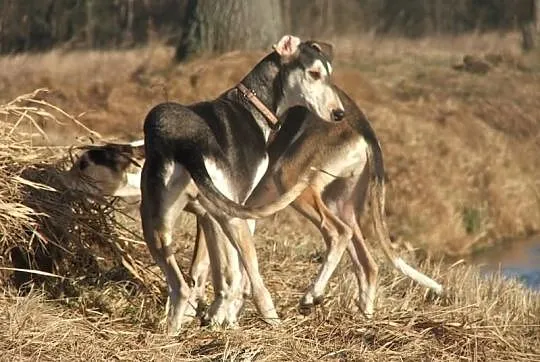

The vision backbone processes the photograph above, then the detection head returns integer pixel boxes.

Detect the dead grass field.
[0,196,539,361]
[1,250,539,361]
[1,33,539,254]
[0,33,539,360]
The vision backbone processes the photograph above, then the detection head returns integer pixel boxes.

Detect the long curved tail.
[182,152,312,220]
[363,122,444,295]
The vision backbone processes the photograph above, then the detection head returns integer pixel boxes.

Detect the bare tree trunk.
[175,0,284,62]
[519,0,536,51]
[521,23,535,51]
[86,0,95,48]
[536,0,540,31]
[281,0,292,33]
[124,0,135,45]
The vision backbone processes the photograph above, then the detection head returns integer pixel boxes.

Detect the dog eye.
[308,70,321,80]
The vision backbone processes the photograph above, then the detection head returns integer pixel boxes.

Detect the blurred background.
[0,0,539,288]
[0,3,538,357]
[0,0,538,56]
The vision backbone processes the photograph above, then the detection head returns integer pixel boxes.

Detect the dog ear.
[306,41,334,63]
[273,35,301,62]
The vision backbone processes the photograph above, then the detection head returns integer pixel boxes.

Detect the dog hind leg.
[350,222,378,317]
[140,161,194,335]
[199,214,244,328]
[294,188,352,309]
[189,216,211,316]
[338,200,378,318]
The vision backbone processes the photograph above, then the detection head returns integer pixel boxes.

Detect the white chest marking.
[203,157,238,202]
[245,153,269,201]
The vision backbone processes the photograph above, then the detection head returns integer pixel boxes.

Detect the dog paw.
[202,296,242,329]
[300,292,324,306]
[262,315,281,326]
[312,295,324,305]
[201,313,239,330]
[298,303,313,316]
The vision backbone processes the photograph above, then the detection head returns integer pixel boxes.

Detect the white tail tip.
[393,257,444,295]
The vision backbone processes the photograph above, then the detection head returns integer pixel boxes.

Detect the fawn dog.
[66,89,442,327]
[65,39,442,331]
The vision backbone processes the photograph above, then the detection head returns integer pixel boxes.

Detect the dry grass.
[1,33,537,254]
[0,236,539,361]
[0,33,539,360]
[0,90,163,301]
[0,182,539,361]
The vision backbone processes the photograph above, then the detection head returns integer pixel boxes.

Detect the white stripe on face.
[312,59,332,77]
[326,60,333,75]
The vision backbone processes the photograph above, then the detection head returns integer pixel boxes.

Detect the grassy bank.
[0,33,539,360]
[1,242,539,361]
[0,186,539,360]
[0,33,538,255]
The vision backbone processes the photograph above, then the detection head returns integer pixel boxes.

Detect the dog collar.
[236,83,280,130]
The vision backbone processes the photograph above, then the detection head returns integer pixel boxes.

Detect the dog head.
[273,35,344,123]
[64,142,144,198]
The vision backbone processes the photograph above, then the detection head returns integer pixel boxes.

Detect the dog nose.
[332,108,345,121]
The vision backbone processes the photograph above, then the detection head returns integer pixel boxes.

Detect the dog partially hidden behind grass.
[77,35,347,334]
[65,85,443,327]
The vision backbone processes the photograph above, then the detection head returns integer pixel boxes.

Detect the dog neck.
[236,83,279,130]
[236,53,283,142]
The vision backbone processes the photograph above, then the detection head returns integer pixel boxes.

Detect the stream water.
[470,237,540,291]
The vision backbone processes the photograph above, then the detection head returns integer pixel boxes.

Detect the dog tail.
[184,153,311,220]
[363,121,444,295]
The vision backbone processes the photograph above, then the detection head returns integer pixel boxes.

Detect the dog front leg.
[287,187,352,311]
[304,193,352,308]
[199,214,244,328]
[217,217,280,325]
